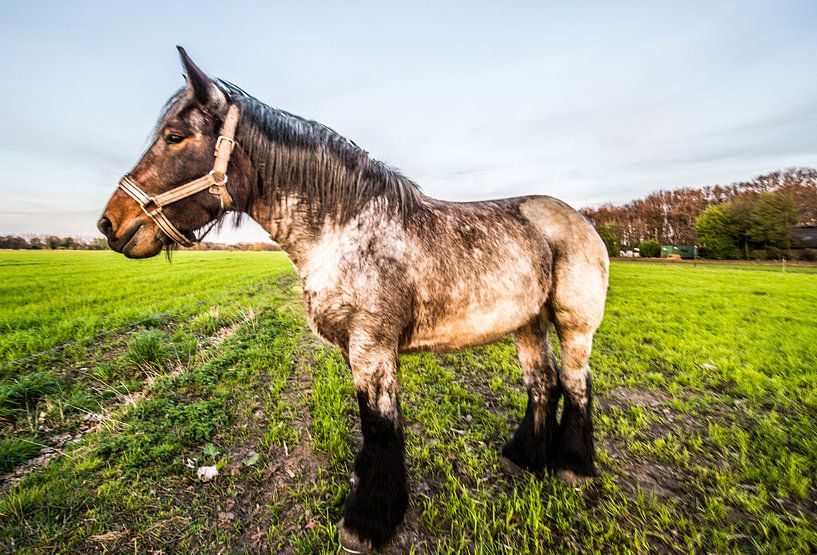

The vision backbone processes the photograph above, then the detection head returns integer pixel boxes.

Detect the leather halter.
[118,104,240,247]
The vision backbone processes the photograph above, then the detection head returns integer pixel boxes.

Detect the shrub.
[639,240,661,258]
[695,204,742,259]
[596,224,622,258]
[765,247,784,260]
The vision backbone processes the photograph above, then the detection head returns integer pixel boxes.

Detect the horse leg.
[502,312,561,472]
[553,326,598,479]
[338,332,408,551]
[542,234,607,481]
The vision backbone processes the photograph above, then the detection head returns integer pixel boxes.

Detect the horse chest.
[298,259,378,347]
[300,270,355,346]
[297,224,409,344]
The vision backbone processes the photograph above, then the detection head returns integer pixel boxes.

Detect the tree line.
[0,235,108,250]
[581,167,817,260]
[0,235,281,252]
[5,167,816,260]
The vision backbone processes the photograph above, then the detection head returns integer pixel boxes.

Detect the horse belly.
[406,287,546,352]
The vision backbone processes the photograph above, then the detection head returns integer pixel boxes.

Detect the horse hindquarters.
[551,254,608,479]
[515,196,608,479]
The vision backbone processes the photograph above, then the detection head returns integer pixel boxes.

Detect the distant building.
[661,245,697,259]
[792,225,817,248]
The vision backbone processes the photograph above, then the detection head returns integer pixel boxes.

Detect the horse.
[98,48,609,552]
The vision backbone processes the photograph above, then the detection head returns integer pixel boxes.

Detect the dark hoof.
[337,519,373,554]
[556,468,594,486]
[500,456,526,476]
[553,449,596,481]
[501,438,548,474]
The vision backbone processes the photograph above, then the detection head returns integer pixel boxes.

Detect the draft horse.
[98,48,609,552]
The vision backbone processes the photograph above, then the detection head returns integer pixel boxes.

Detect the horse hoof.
[500,456,525,476]
[337,518,373,554]
[556,468,592,486]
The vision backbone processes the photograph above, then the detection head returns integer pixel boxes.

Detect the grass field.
[1,251,815,553]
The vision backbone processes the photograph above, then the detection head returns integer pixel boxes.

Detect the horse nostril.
[97,216,114,238]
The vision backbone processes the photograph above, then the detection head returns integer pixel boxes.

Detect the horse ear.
[177,46,226,111]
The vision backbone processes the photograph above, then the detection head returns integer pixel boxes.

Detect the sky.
[1,1,816,244]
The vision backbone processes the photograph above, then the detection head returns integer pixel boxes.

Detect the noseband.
[118,104,240,247]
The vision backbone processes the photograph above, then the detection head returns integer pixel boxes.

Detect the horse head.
[97,47,251,258]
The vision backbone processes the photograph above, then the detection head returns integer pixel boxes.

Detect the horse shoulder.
[299,217,413,346]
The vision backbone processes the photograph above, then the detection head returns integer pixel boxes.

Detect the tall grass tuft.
[0,371,61,417]
[0,437,42,472]
[0,482,47,520]
[125,330,173,371]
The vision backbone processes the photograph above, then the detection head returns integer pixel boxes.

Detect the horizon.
[2,1,815,243]
[4,164,815,246]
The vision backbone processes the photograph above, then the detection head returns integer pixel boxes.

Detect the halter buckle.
[214,135,235,156]
[208,170,228,186]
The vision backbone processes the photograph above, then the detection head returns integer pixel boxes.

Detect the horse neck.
[236,112,424,264]
[234,119,330,259]
[247,193,318,264]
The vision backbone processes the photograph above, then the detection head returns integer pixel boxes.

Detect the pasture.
[1,251,815,553]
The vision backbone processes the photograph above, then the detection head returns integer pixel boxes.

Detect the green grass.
[0,251,296,479]
[0,254,815,553]
[0,250,292,368]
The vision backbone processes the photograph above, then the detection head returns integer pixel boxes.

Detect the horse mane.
[216,80,424,225]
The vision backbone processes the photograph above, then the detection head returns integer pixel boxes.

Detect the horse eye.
[166,134,185,144]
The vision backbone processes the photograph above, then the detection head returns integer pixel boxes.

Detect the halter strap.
[118,104,240,248]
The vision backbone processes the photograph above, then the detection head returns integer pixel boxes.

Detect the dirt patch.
[597,387,698,501]
[599,386,707,441]
[210,320,244,347]
[601,386,672,409]
[605,451,691,500]
[225,334,338,553]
